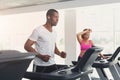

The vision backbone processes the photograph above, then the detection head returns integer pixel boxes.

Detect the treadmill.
[0,50,35,80]
[24,46,103,80]
[92,46,120,80]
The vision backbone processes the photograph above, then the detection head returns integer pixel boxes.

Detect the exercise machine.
[24,46,103,80]
[0,50,35,80]
[92,46,120,80]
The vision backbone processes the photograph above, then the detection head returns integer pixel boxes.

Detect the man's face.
[49,12,59,26]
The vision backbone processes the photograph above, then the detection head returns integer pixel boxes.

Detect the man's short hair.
[46,9,58,17]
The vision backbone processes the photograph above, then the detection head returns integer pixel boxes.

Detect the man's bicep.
[24,39,36,52]
[25,39,35,47]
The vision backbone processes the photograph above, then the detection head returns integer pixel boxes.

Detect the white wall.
[64,9,77,65]
[0,11,45,51]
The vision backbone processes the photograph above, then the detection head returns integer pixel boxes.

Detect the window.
[76,3,120,55]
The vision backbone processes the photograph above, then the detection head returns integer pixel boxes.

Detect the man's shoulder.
[31,25,44,34]
[34,25,44,31]
[35,25,43,29]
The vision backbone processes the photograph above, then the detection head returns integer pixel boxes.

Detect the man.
[24,9,66,74]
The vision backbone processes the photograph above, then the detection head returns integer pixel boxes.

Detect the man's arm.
[24,39,50,62]
[54,43,66,58]
[24,39,36,52]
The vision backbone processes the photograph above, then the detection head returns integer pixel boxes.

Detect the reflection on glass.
[91,32,114,53]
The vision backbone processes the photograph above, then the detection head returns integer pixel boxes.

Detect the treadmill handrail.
[71,46,103,72]
[107,47,120,61]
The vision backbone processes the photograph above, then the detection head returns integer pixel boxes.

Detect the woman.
[77,28,107,61]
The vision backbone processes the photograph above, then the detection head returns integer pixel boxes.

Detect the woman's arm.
[77,30,88,44]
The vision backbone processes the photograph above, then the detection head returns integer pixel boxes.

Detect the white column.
[65,9,76,65]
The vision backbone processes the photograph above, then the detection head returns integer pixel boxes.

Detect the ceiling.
[0,0,73,10]
[1,0,120,15]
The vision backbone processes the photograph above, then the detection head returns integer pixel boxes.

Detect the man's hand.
[41,55,51,62]
[37,54,51,62]
[60,51,66,58]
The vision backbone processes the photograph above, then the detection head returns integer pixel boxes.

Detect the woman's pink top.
[80,40,92,57]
